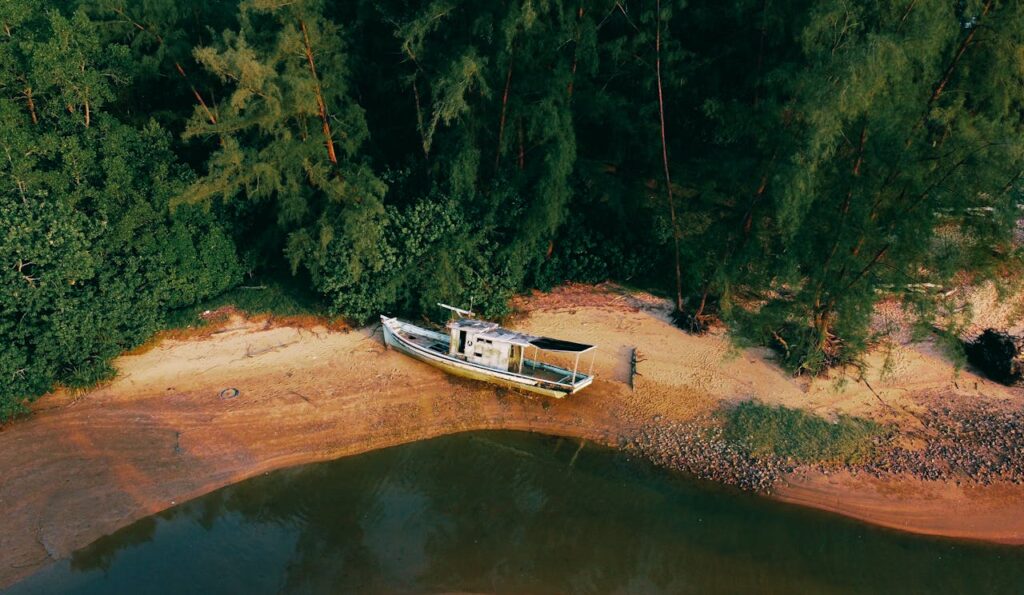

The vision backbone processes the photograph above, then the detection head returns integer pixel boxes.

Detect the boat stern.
[570,374,595,394]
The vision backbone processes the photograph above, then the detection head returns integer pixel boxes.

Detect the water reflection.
[11,432,1024,594]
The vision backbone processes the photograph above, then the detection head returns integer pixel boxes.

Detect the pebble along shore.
[626,404,1024,493]
[858,405,1024,485]
[626,418,790,494]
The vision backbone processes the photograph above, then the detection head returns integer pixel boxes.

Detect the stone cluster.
[626,404,1024,493]
[626,418,790,494]
[860,406,1024,485]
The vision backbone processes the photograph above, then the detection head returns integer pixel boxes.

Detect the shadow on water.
[10,431,1024,594]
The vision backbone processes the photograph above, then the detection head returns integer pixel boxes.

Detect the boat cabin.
[446,317,596,383]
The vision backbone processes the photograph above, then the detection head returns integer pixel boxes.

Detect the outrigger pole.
[437,303,475,318]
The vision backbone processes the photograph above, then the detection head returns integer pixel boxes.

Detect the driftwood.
[629,347,644,390]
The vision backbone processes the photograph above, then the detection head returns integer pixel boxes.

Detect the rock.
[964,329,1024,386]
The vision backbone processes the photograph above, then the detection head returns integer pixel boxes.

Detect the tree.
[732,0,1024,372]
[0,6,239,419]
[179,0,387,317]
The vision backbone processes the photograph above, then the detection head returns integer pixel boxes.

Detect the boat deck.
[395,328,583,384]
[398,329,449,352]
[520,361,579,383]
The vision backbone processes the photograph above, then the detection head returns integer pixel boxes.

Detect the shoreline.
[2,284,1023,588]
[774,470,1024,546]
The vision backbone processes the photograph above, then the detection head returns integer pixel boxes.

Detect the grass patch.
[722,400,885,465]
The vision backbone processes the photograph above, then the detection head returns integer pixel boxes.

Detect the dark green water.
[8,431,1024,594]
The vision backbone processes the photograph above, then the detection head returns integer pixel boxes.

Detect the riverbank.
[2,283,1023,588]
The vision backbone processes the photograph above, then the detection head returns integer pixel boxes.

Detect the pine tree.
[734,0,1024,372]
[179,0,387,315]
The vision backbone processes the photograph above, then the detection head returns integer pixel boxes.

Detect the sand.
[1,283,1022,588]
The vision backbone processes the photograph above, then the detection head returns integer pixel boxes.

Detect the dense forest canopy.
[2,0,1022,418]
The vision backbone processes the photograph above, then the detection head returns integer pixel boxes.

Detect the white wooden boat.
[380,306,596,398]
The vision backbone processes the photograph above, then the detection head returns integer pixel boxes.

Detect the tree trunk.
[112,7,164,44]
[299,19,338,165]
[897,0,919,32]
[928,0,993,107]
[694,286,709,319]
[411,77,427,157]
[517,120,525,170]
[175,62,217,125]
[567,6,584,97]
[843,244,890,293]
[106,8,219,128]
[495,60,513,170]
[743,176,768,235]
[400,44,428,158]
[812,306,835,363]
[820,123,868,274]
[753,0,768,109]
[656,0,684,314]
[902,0,994,147]
[24,87,37,124]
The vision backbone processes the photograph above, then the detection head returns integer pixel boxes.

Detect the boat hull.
[381,317,590,398]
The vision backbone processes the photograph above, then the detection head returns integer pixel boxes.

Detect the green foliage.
[722,401,886,465]
[3,0,1024,417]
[707,0,1024,371]
[0,7,240,420]
[178,0,388,315]
[164,278,328,329]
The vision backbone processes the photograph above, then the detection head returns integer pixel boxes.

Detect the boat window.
[458,331,467,354]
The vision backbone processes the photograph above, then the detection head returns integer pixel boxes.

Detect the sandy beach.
[1,283,1022,588]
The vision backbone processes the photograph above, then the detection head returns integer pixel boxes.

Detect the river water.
[9,431,1024,594]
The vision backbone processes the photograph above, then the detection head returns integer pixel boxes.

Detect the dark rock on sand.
[965,329,1024,386]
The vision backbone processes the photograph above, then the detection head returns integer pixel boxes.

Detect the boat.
[380,304,596,398]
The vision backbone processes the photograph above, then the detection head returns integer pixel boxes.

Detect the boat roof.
[449,318,595,353]
[529,337,595,353]
[448,318,499,331]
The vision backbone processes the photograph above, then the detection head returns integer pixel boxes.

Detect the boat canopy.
[449,318,594,353]
[528,337,595,353]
